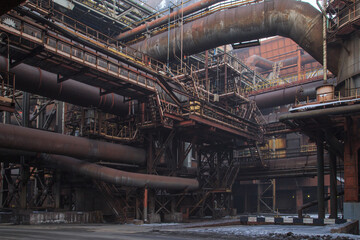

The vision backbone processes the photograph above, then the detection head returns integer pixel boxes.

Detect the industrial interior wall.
[337,36,360,86]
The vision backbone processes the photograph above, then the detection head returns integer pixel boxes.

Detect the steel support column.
[329,152,338,218]
[20,92,30,209]
[296,188,303,213]
[56,101,64,134]
[143,188,148,222]
[317,135,325,219]
[54,170,61,209]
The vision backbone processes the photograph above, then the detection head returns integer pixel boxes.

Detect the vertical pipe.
[20,91,30,209]
[257,180,261,213]
[54,170,61,209]
[205,50,209,90]
[136,198,140,219]
[329,152,338,219]
[296,188,303,217]
[272,179,276,212]
[149,189,155,214]
[56,101,64,133]
[244,185,248,213]
[147,135,153,173]
[22,92,30,127]
[323,0,327,84]
[167,5,171,69]
[297,48,302,81]
[143,188,148,222]
[317,135,325,219]
[141,103,145,124]
[224,46,227,93]
[180,0,184,71]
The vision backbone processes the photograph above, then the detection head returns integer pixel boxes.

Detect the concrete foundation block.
[147,213,161,223]
[132,219,144,225]
[164,212,183,223]
[11,211,103,224]
[344,202,360,231]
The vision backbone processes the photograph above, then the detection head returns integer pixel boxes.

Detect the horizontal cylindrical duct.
[279,103,360,121]
[0,57,128,116]
[116,0,224,41]
[133,0,339,75]
[0,124,146,165]
[42,154,199,191]
[249,80,329,109]
[246,54,315,71]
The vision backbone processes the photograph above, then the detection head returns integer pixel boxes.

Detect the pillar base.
[164,212,183,223]
[344,202,360,229]
[147,213,161,223]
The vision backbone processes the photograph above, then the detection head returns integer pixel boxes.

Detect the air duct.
[116,0,224,41]
[249,79,335,109]
[133,0,339,75]
[0,57,128,116]
[0,124,146,165]
[246,54,315,71]
[41,154,199,191]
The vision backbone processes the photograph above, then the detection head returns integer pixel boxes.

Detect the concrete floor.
[0,222,358,240]
[0,224,215,240]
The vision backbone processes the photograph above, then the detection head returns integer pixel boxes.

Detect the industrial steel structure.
[0,0,358,226]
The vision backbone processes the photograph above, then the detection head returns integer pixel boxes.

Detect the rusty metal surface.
[249,80,325,109]
[0,57,128,116]
[133,0,339,75]
[246,54,315,71]
[279,104,360,121]
[116,0,223,41]
[42,154,199,191]
[0,124,146,165]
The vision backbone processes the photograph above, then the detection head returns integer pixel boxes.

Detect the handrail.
[294,87,360,106]
[26,0,169,75]
[130,0,263,43]
[245,68,327,94]
[328,0,360,32]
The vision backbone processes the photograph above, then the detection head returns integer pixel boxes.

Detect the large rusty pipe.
[249,79,328,109]
[133,0,339,75]
[279,103,360,121]
[116,0,224,41]
[246,54,315,71]
[246,55,274,70]
[0,124,146,165]
[0,57,128,116]
[0,0,26,16]
[41,154,199,191]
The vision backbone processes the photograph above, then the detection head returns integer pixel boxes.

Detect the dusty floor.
[0,221,358,240]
